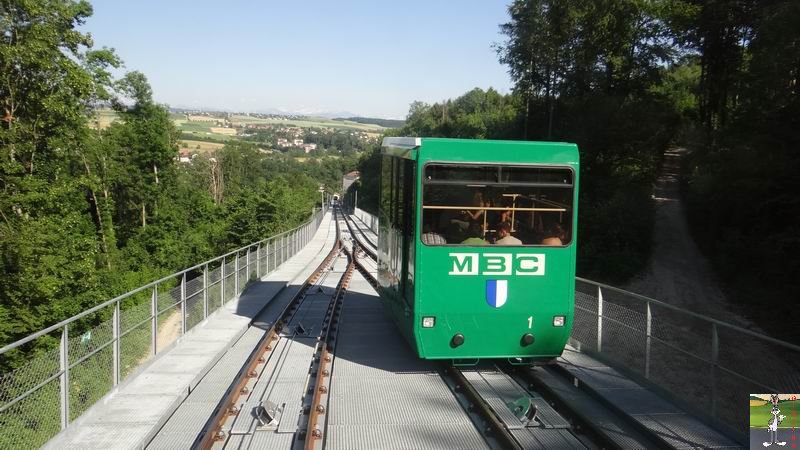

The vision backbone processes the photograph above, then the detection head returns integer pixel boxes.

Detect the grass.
[180,139,226,153]
[751,400,800,427]
[177,121,215,133]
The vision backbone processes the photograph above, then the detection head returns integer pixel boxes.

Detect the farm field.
[180,139,226,153]
[228,114,384,131]
[93,109,386,148]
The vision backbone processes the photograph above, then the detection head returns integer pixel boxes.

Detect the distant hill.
[334,117,405,128]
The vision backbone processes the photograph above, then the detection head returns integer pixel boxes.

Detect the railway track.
[187,210,696,449]
[197,212,348,449]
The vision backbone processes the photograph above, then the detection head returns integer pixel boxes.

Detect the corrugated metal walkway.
[44,213,335,450]
[556,348,744,449]
[324,272,489,450]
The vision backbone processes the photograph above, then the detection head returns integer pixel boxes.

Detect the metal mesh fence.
[208,267,223,313]
[0,375,60,450]
[69,345,113,421]
[185,275,203,298]
[186,292,205,331]
[238,254,248,287]
[120,319,152,381]
[223,272,236,304]
[0,208,326,448]
[156,303,181,353]
[572,278,800,432]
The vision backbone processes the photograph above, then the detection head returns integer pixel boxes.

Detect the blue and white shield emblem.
[485,280,508,308]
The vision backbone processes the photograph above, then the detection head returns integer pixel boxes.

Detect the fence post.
[59,325,69,430]
[203,263,209,320]
[151,286,158,356]
[181,272,187,336]
[597,286,603,352]
[113,300,120,386]
[256,243,261,278]
[711,323,719,418]
[235,252,240,295]
[247,246,252,280]
[645,301,652,379]
[221,256,226,305]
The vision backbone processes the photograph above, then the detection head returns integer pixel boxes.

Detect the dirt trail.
[609,149,800,430]
[623,148,753,328]
[134,310,182,367]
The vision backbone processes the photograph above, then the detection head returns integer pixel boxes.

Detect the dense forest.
[350,0,799,338]
[0,1,355,367]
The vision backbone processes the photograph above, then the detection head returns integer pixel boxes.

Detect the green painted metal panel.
[379,138,579,361]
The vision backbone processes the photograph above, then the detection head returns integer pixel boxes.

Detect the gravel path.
[623,148,753,328]
[605,148,800,431]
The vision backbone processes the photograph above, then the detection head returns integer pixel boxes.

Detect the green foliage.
[400,89,521,139]
[679,0,800,342]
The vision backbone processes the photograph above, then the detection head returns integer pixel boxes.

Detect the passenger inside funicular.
[421,164,574,246]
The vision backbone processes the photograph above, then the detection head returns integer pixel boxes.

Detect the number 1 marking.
[527,316,533,329]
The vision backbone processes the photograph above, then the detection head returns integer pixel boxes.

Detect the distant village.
[175,110,380,163]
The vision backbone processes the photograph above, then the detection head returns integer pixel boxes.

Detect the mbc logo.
[448,253,545,276]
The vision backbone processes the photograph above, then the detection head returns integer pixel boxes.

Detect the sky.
[83,1,514,119]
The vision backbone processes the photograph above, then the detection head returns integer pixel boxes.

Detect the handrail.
[0,207,325,355]
[576,276,800,353]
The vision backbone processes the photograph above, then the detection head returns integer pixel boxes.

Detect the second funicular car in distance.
[377,137,579,362]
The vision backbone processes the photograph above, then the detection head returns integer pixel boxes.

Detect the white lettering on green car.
[448,253,545,276]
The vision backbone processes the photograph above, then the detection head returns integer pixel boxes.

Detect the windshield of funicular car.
[421,164,574,246]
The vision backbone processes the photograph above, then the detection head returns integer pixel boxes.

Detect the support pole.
[246,247,251,282]
[203,263,209,319]
[645,301,652,379]
[151,286,158,355]
[59,326,69,429]
[113,300,120,386]
[597,286,603,352]
[711,323,719,417]
[235,252,240,295]
[181,273,187,336]
[221,256,226,305]
[256,243,261,279]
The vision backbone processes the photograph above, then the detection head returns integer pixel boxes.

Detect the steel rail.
[196,212,341,450]
[507,364,655,450]
[341,212,377,261]
[304,215,354,449]
[444,365,521,450]
[345,212,378,252]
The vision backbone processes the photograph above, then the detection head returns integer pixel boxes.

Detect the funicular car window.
[421,164,573,246]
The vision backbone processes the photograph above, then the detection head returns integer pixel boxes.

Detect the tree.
[0,0,121,362]
[109,72,178,232]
